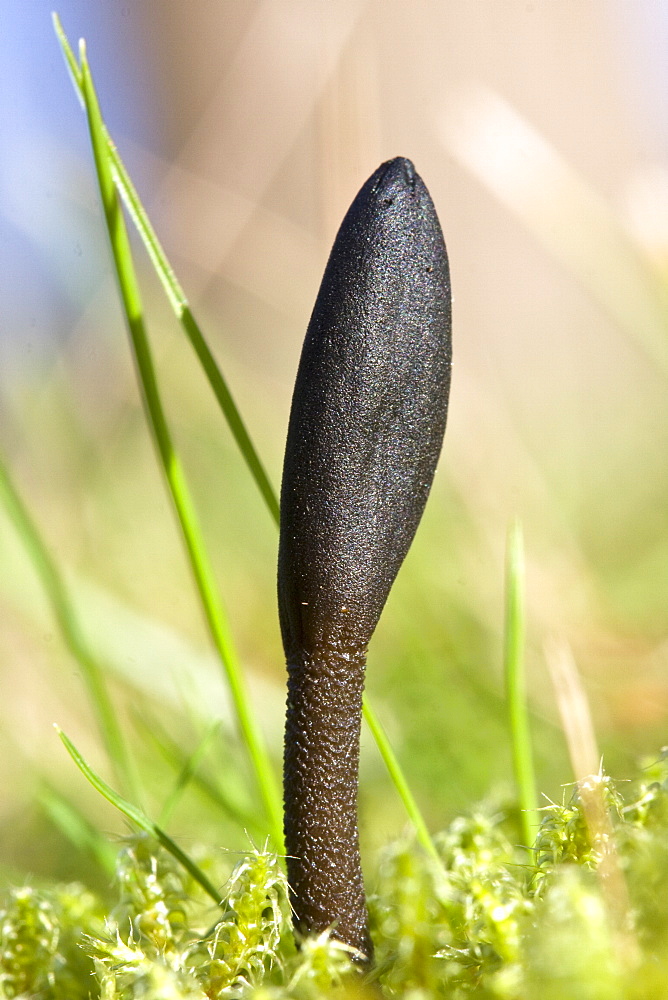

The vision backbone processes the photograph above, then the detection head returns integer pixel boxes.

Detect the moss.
[5,755,668,998]
[0,883,102,999]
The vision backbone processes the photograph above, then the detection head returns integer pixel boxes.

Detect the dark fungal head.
[279,157,451,960]
[278,156,452,662]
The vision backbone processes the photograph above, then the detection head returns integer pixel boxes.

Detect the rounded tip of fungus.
[279,155,451,656]
[372,156,418,200]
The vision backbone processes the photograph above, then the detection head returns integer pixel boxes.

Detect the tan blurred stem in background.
[546,638,639,967]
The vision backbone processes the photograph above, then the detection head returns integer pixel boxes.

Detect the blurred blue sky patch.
[0,3,157,374]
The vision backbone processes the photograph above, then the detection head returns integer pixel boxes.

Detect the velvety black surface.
[278,157,452,960]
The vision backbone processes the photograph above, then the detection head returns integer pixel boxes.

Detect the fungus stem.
[279,158,451,957]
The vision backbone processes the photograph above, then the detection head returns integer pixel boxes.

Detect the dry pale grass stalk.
[545,637,639,968]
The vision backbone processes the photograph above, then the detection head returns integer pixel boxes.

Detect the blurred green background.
[1,2,667,891]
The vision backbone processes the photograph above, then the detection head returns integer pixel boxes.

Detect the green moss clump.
[370,811,530,997]
[185,848,289,994]
[0,883,102,999]
[83,839,289,999]
[4,755,668,998]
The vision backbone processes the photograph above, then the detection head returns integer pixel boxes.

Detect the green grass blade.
[38,784,117,876]
[56,726,223,906]
[52,13,279,526]
[134,711,264,836]
[54,13,433,851]
[362,696,442,866]
[52,12,84,104]
[0,456,140,802]
[157,722,220,828]
[75,38,283,850]
[504,519,539,848]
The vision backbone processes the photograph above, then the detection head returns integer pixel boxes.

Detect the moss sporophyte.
[278,157,452,962]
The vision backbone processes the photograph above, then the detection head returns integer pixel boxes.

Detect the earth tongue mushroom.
[278,157,452,964]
